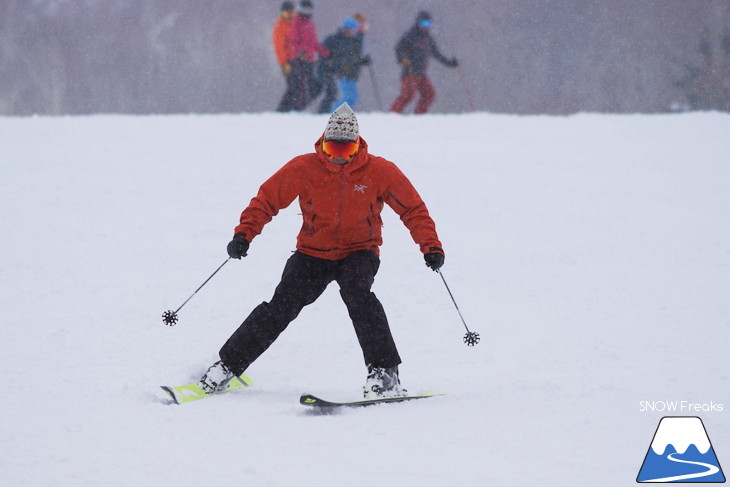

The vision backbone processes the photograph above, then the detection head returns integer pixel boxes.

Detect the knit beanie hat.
[416,11,432,23]
[299,0,313,17]
[324,103,359,142]
[342,17,360,30]
[343,17,358,31]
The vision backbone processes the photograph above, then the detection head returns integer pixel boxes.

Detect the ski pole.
[162,257,231,326]
[367,64,383,111]
[436,269,480,346]
[456,66,476,112]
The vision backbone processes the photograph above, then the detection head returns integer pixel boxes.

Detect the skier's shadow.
[299,406,348,417]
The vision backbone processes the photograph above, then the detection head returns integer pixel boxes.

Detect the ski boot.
[199,360,234,394]
[363,365,408,399]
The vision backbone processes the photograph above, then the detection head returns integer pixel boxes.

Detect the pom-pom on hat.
[324,103,359,142]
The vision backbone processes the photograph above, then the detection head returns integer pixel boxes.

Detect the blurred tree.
[674,28,730,111]
[1,0,729,115]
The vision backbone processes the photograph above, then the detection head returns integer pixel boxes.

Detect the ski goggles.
[418,19,432,28]
[322,139,360,159]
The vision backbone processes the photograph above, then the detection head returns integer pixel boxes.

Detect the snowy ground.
[1,111,729,486]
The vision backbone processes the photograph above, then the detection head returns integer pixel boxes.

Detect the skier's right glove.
[424,247,445,271]
[227,233,250,259]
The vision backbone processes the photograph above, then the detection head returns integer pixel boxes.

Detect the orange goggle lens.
[323,140,359,159]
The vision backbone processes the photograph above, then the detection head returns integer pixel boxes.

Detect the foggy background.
[1,0,729,115]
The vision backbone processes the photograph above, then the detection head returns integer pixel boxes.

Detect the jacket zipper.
[335,172,345,243]
[304,199,316,235]
[368,203,374,239]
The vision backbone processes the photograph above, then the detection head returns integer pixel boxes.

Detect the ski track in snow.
[1,112,729,487]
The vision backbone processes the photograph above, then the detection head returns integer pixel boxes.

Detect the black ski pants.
[275,70,297,112]
[219,250,401,375]
[288,58,317,111]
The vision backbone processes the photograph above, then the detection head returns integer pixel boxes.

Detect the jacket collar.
[314,134,369,173]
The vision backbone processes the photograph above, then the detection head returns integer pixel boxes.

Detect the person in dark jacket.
[315,17,370,113]
[390,11,458,114]
[314,18,357,113]
[333,14,371,110]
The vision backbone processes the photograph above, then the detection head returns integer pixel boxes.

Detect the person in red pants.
[390,11,458,114]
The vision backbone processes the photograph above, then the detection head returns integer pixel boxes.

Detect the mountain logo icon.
[637,416,725,483]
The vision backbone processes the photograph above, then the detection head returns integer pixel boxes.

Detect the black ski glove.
[448,57,459,68]
[360,55,372,66]
[227,233,250,259]
[424,247,445,271]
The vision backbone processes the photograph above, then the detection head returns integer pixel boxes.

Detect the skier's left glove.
[424,247,445,271]
[227,233,250,259]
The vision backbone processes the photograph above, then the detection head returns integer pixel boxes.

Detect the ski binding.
[161,374,253,405]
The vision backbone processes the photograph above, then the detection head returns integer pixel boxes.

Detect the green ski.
[161,374,253,405]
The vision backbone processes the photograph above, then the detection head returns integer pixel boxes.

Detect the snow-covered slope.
[1,112,728,486]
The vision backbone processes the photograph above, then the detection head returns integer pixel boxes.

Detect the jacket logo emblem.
[354,184,367,193]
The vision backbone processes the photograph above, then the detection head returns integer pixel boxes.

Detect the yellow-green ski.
[161,374,252,405]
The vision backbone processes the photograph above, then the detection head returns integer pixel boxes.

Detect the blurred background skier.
[390,11,459,114]
[315,16,371,113]
[312,18,352,113]
[273,2,297,112]
[288,0,329,110]
[198,103,446,399]
[333,14,371,110]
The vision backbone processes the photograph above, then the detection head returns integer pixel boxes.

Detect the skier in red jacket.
[199,103,445,398]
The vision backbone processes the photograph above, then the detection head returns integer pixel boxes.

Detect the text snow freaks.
[640,401,724,413]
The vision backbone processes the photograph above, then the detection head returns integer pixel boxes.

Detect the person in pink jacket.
[287,0,329,110]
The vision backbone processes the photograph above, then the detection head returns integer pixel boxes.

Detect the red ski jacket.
[288,16,329,62]
[272,15,294,66]
[234,136,443,261]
